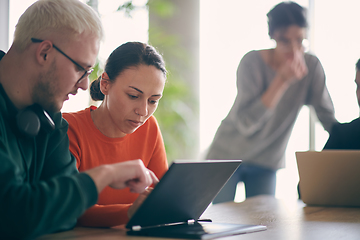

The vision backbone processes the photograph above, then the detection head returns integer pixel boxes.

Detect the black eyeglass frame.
[31,38,93,83]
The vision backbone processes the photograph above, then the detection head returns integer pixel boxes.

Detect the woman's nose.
[136,101,148,116]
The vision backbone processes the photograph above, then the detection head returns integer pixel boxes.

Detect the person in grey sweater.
[206,1,337,203]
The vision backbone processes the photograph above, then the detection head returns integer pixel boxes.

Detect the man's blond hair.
[14,0,104,51]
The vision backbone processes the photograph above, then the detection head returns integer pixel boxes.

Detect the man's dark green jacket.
[0,51,98,240]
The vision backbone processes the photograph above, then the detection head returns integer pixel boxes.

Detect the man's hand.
[109,160,159,193]
[85,159,159,194]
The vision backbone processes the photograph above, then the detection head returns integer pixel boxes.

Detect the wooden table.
[37,195,360,240]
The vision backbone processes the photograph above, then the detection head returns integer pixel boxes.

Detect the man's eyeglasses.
[31,38,93,83]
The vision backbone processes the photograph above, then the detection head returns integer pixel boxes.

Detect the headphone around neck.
[16,104,55,137]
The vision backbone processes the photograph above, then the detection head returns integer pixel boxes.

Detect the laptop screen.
[296,150,360,207]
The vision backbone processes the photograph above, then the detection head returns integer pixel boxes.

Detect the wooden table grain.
[37,195,360,240]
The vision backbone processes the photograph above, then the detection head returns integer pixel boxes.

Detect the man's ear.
[35,40,53,65]
[100,72,111,95]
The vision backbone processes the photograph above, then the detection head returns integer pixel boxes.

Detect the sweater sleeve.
[0,115,98,240]
[227,51,274,137]
[63,113,82,169]
[305,55,337,132]
[77,204,132,227]
[323,119,360,150]
[65,112,129,228]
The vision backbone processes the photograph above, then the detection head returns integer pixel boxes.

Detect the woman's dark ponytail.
[89,76,104,101]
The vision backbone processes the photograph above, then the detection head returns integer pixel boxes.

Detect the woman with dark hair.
[206,1,337,203]
[63,42,168,227]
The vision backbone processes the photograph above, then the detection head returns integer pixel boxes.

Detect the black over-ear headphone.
[16,104,55,137]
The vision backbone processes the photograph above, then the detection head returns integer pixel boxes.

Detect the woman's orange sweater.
[63,106,168,227]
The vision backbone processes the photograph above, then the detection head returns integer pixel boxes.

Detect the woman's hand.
[262,49,308,109]
[278,49,308,84]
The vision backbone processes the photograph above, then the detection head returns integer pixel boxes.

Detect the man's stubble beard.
[32,61,62,114]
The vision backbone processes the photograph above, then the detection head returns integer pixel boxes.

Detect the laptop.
[296,150,360,207]
[126,159,267,239]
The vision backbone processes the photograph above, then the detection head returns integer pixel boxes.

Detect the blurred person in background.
[207,1,337,203]
[323,58,360,150]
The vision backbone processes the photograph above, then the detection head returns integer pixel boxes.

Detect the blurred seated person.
[323,58,360,150]
[298,58,360,199]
